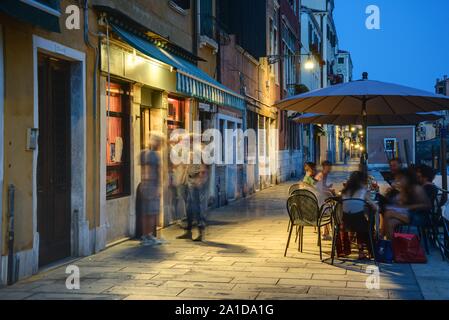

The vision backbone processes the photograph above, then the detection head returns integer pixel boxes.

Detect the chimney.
[362,72,368,80]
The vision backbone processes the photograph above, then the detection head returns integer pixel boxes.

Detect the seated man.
[382,158,402,186]
[382,169,431,240]
[415,164,438,224]
[416,165,438,201]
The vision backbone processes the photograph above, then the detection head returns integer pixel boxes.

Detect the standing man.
[177,148,209,242]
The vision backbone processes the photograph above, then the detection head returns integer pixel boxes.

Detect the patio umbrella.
[293,112,443,126]
[275,74,449,168]
[276,76,449,115]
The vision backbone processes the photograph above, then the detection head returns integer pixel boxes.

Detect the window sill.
[168,1,188,16]
[200,35,219,54]
[107,194,131,201]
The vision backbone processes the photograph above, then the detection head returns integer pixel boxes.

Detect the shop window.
[106,82,131,199]
[167,96,185,135]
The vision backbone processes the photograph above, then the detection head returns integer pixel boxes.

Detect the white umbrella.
[293,112,443,126]
[276,77,449,115]
[276,74,449,171]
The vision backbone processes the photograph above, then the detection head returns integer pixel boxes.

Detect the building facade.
[0,0,247,284]
[0,0,350,285]
[335,50,353,83]
[0,0,100,284]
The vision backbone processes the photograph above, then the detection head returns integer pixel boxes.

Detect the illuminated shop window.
[167,96,185,135]
[106,82,131,199]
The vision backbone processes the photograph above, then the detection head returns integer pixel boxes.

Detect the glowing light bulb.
[304,58,315,70]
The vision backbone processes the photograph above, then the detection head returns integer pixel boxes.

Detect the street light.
[304,56,315,70]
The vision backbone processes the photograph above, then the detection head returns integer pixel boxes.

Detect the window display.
[106,82,131,199]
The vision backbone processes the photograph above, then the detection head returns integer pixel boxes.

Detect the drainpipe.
[7,185,15,286]
[193,0,201,57]
[83,0,100,253]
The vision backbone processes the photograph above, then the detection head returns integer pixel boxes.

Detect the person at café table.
[382,168,431,240]
[315,161,335,241]
[383,158,402,186]
[416,164,438,205]
[302,162,317,187]
[315,161,336,195]
[340,171,379,260]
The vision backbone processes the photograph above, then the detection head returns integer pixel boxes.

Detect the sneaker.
[322,234,332,241]
[147,235,163,245]
[156,237,168,245]
[141,236,156,247]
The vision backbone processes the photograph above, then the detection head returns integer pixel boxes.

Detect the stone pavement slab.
[0,170,447,300]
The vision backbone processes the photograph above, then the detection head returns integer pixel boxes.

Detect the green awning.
[0,0,61,33]
[111,23,245,111]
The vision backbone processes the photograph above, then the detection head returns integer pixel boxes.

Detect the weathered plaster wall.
[92,0,194,52]
[0,0,100,258]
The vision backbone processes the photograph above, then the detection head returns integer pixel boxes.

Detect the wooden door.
[37,54,71,267]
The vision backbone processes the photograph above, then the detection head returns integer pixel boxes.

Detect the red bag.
[392,233,427,263]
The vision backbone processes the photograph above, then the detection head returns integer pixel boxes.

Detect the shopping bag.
[392,233,427,264]
[375,239,393,263]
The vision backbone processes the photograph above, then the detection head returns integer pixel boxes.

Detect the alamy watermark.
[65,265,80,290]
[365,266,381,290]
[167,122,277,176]
[366,5,381,30]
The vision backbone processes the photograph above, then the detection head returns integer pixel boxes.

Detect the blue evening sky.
[334,0,449,92]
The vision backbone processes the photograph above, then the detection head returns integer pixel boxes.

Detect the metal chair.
[285,192,333,260]
[331,198,377,266]
[288,184,301,196]
[432,187,449,260]
[287,184,319,232]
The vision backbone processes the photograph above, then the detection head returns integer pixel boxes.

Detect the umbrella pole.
[361,99,368,171]
[441,128,448,191]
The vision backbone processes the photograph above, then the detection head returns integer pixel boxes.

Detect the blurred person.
[302,162,317,187]
[177,146,210,242]
[384,158,402,186]
[340,171,379,260]
[416,164,438,204]
[315,161,335,194]
[139,133,164,246]
[382,169,431,240]
[315,161,335,240]
[168,135,188,224]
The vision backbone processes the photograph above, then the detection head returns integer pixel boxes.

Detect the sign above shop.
[199,103,216,113]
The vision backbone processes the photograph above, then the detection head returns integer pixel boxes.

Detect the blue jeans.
[186,185,207,231]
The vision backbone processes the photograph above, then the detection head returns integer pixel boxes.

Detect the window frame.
[169,0,191,14]
[106,80,131,200]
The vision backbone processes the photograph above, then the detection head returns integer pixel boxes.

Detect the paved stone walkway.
[0,166,448,300]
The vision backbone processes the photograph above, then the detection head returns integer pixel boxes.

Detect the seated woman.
[382,169,431,240]
[339,171,379,260]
